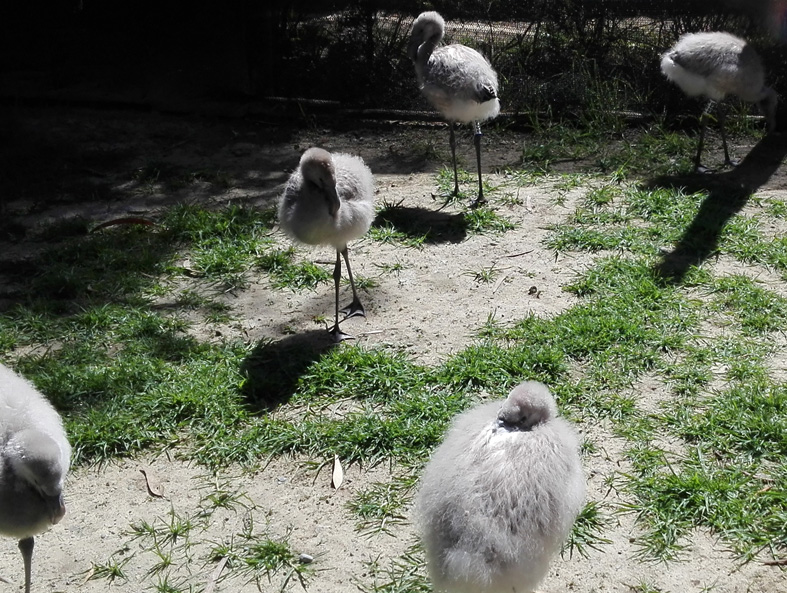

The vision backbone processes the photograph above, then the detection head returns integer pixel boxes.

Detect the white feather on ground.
[0,363,71,593]
[415,381,585,593]
[278,147,375,342]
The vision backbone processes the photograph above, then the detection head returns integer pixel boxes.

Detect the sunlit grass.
[1,111,786,593]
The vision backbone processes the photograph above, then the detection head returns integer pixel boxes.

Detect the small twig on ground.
[139,468,165,498]
[764,558,787,566]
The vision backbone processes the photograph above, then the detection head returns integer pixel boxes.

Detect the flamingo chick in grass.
[416,381,585,593]
[408,11,500,207]
[278,147,375,342]
[661,31,778,172]
[0,363,71,593]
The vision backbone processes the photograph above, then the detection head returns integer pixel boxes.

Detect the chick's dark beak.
[46,492,66,525]
[324,184,340,217]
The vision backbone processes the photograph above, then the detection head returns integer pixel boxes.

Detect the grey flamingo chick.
[0,363,71,593]
[278,147,376,342]
[661,31,778,172]
[415,381,585,593]
[408,11,500,207]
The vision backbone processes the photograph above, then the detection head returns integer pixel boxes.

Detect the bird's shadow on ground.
[643,133,787,283]
[373,202,468,244]
[240,330,335,412]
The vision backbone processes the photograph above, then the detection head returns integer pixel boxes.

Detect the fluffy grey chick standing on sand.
[278,147,375,342]
[0,363,71,593]
[415,380,585,593]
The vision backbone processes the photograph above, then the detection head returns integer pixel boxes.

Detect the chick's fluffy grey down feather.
[416,381,585,593]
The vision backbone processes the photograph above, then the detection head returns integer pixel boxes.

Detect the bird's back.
[279,151,375,250]
[661,32,766,102]
[416,400,584,593]
[0,364,69,458]
[420,44,500,123]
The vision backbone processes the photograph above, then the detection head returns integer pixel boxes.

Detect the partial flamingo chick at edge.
[0,363,71,593]
[415,380,585,593]
[660,31,778,172]
[278,147,376,342]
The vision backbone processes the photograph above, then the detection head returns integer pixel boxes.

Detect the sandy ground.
[0,107,785,592]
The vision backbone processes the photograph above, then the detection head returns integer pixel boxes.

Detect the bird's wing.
[427,45,497,94]
[477,82,497,102]
[668,49,717,78]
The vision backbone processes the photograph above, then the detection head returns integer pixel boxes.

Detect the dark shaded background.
[0,1,784,122]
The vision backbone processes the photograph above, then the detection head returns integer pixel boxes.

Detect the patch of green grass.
[547,225,652,253]
[257,248,332,290]
[372,200,478,246]
[767,198,787,218]
[435,340,568,392]
[549,186,713,255]
[679,380,787,462]
[570,207,630,225]
[435,166,500,206]
[357,546,429,593]
[564,500,613,558]
[603,127,697,178]
[519,119,723,180]
[181,343,469,469]
[354,275,379,291]
[462,207,515,233]
[434,166,473,198]
[369,222,427,249]
[88,556,132,583]
[129,506,195,547]
[520,122,601,168]
[709,274,787,333]
[459,258,700,422]
[616,329,785,562]
[152,574,192,593]
[626,186,702,228]
[626,581,669,593]
[221,391,459,468]
[505,167,551,188]
[659,346,713,398]
[199,480,253,517]
[374,261,406,275]
[147,547,175,577]
[14,333,251,465]
[275,260,332,291]
[464,264,500,284]
[584,183,620,206]
[721,214,765,261]
[621,445,785,562]
[348,473,417,535]
[294,346,429,404]
[161,205,275,285]
[28,225,173,304]
[211,522,311,590]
